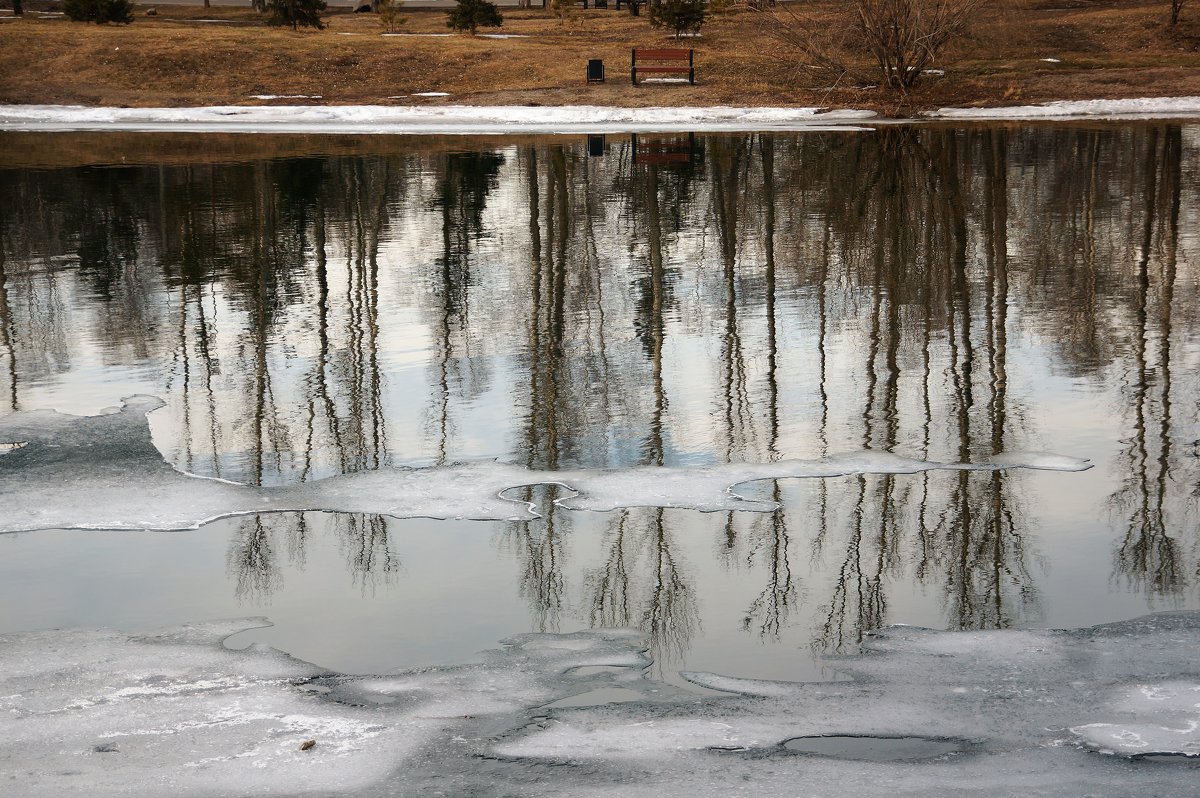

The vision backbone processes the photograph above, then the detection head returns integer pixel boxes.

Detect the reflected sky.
[0,126,1198,680]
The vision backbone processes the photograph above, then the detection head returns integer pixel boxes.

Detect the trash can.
[588,134,606,157]
[587,59,605,84]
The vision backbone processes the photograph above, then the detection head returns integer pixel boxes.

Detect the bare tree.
[1170,0,1185,26]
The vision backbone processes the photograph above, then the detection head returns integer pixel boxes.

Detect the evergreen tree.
[265,0,327,30]
[649,0,706,37]
[445,0,502,35]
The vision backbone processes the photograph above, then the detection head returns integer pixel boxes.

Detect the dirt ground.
[1,0,1198,114]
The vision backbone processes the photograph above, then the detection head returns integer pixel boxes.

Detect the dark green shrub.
[446,0,502,35]
[63,0,134,24]
[265,0,328,30]
[649,0,706,38]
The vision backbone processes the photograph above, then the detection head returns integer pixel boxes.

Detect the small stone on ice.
[299,740,316,751]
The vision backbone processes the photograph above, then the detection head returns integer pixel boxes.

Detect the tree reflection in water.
[1,125,1198,668]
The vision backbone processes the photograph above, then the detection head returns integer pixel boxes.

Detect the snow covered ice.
[0,396,1091,534]
[1,614,1197,796]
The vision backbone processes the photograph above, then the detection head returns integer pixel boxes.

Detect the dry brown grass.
[1,0,1198,114]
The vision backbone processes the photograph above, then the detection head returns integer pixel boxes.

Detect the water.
[0,125,1198,689]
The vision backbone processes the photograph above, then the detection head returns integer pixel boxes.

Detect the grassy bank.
[1,0,1199,114]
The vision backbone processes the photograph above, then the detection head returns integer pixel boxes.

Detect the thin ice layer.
[2,614,1197,796]
[491,613,1200,796]
[0,622,659,797]
[0,397,1092,533]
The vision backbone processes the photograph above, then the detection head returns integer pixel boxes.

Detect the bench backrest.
[633,48,692,61]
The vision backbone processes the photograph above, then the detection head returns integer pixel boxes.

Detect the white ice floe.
[1071,682,1200,758]
[2,614,1197,796]
[0,103,878,134]
[0,397,1092,534]
[932,96,1200,120]
[248,94,323,100]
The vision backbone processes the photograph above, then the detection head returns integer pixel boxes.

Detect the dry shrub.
[766,0,986,91]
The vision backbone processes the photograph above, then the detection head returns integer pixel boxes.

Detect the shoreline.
[3,97,1200,134]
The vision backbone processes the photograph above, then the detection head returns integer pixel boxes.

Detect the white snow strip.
[0,104,878,134]
[1041,58,1062,63]
[412,92,452,97]
[932,96,1200,120]
[249,95,323,100]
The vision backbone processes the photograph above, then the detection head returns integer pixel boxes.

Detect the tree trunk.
[13,0,23,16]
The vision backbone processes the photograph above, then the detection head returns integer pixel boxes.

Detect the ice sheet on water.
[1071,682,1200,758]
[2,614,1196,796]
[0,621,662,797]
[490,613,1200,795]
[0,397,1092,533]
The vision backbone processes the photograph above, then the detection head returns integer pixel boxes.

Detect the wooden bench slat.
[635,48,692,59]
[635,66,693,73]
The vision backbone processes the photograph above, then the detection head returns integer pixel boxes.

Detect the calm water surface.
[1,126,1197,684]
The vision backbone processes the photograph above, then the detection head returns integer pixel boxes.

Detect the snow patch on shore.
[931,96,1200,120]
[0,104,878,134]
[1,98,1197,134]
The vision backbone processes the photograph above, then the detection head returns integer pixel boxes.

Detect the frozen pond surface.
[1,125,1199,791]
[1,614,1197,796]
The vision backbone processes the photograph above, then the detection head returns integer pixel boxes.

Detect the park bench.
[631,48,695,86]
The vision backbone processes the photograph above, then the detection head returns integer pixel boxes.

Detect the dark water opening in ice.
[781,735,969,761]
[1,125,1199,685]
